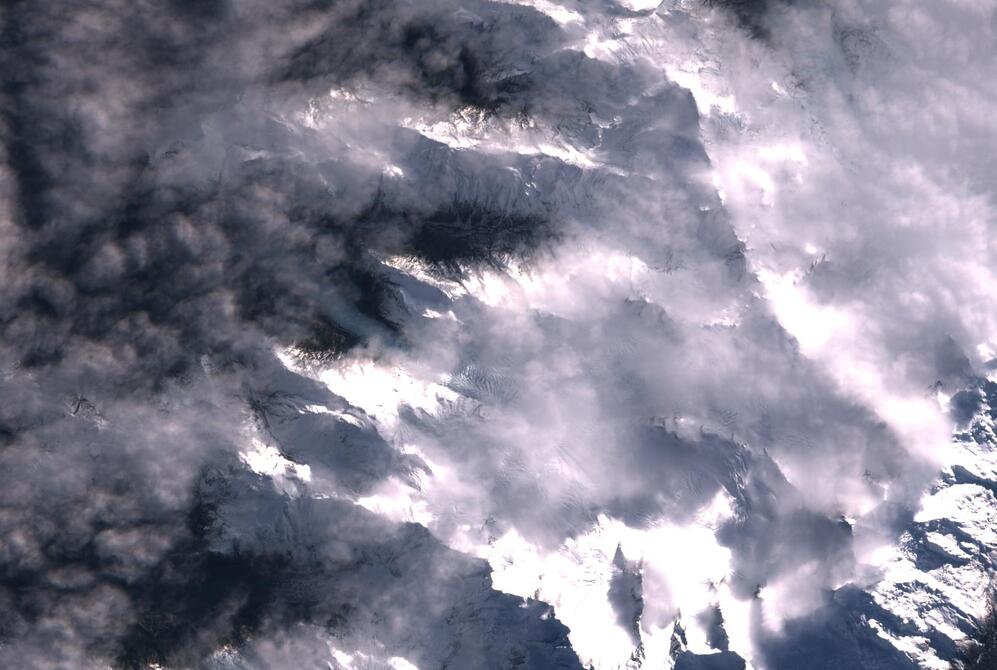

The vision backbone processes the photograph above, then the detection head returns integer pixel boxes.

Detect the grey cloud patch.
[702,0,802,39]
[2,0,993,668]
[0,0,595,666]
[717,449,857,599]
[279,0,565,110]
[0,371,240,668]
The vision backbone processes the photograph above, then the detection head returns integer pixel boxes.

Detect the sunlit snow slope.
[1,1,996,669]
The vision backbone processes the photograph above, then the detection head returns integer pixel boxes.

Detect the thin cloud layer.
[1,1,994,669]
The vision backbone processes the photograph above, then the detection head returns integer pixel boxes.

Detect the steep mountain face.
[754,378,997,670]
[2,1,996,669]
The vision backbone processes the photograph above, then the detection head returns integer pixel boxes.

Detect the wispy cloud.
[1,1,994,668]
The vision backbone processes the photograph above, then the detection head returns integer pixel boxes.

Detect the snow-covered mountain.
[1,1,995,669]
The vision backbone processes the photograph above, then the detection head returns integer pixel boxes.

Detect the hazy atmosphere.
[1,1,996,668]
